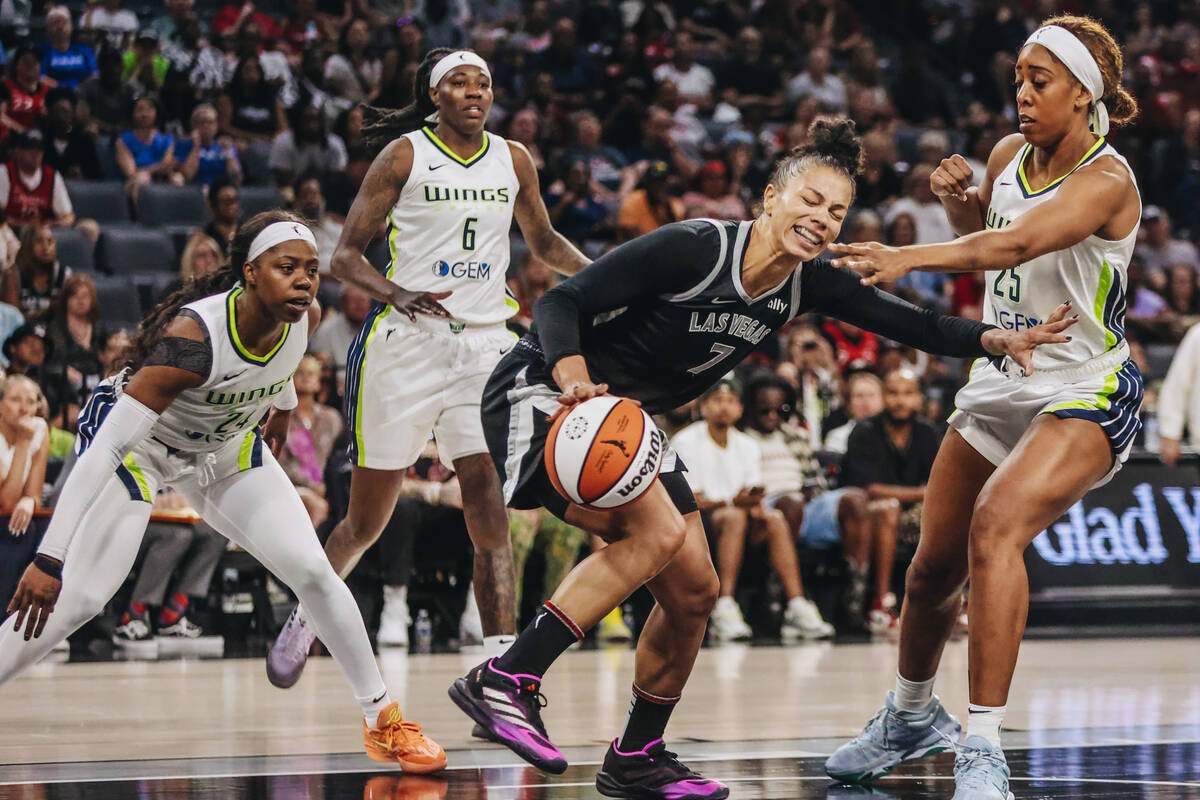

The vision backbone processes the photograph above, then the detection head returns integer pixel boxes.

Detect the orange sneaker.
[363,702,448,773]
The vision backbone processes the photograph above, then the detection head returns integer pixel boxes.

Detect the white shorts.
[948,344,1143,489]
[344,309,516,471]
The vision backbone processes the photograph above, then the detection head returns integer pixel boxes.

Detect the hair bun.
[799,117,865,179]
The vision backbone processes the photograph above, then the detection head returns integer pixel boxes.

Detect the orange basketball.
[545,396,664,509]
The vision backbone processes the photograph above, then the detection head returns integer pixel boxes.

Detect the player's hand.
[980,301,1077,377]
[931,154,974,202]
[8,560,62,640]
[262,407,291,458]
[827,241,915,286]
[8,496,34,535]
[1160,437,1181,467]
[548,380,611,423]
[391,287,452,321]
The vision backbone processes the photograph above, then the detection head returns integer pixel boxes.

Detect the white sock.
[893,672,935,712]
[966,703,1005,748]
[360,688,393,726]
[483,634,517,661]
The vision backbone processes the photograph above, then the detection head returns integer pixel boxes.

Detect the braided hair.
[129,210,311,371]
[361,47,461,149]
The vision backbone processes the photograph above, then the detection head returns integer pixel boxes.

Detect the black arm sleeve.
[799,259,996,358]
[534,221,722,369]
[143,336,213,378]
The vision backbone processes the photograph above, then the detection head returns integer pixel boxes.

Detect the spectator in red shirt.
[822,318,879,370]
[2,47,51,141]
[0,131,74,230]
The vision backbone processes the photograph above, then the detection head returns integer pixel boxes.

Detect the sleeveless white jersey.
[983,137,1140,371]
[150,287,308,452]
[382,126,520,326]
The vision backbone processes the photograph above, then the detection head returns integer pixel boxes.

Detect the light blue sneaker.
[825,691,962,783]
[951,735,1014,800]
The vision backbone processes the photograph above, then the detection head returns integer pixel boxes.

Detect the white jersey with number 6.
[983,137,1139,371]
[384,126,521,326]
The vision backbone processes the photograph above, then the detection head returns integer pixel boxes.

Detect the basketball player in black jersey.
[448,118,1075,800]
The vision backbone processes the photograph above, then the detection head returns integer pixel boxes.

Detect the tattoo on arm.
[144,337,213,378]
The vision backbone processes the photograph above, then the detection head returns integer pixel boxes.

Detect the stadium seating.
[52,226,96,273]
[65,180,130,225]
[99,227,177,274]
[135,184,209,228]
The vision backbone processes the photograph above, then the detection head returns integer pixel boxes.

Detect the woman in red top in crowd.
[1,47,51,141]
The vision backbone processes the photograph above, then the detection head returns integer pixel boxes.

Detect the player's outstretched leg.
[194,462,444,772]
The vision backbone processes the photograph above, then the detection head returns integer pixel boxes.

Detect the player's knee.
[636,512,688,567]
[691,566,721,618]
[287,556,338,598]
[74,588,112,623]
[904,554,966,605]
[337,513,386,551]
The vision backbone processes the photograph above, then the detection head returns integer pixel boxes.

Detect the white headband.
[1024,25,1109,136]
[429,51,491,90]
[247,221,318,263]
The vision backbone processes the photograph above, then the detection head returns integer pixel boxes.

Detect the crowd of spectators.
[0,0,1197,649]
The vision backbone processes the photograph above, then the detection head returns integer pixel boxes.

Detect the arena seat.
[99,227,177,274]
[237,186,286,219]
[91,274,143,330]
[52,226,96,273]
[65,180,130,225]
[135,184,210,228]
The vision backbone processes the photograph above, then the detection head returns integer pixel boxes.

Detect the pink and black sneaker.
[448,659,567,774]
[596,739,729,800]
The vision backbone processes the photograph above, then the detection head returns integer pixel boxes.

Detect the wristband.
[33,554,63,580]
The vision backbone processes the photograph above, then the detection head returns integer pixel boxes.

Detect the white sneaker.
[709,596,752,641]
[458,582,484,647]
[781,597,835,639]
[377,585,410,648]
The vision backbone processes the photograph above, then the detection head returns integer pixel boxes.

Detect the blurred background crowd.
[0,0,1197,655]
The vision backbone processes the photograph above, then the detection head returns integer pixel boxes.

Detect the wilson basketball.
[544,396,665,509]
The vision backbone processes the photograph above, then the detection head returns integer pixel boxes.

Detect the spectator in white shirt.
[786,47,848,113]
[1158,322,1200,466]
[652,31,714,109]
[672,377,832,641]
[79,0,140,51]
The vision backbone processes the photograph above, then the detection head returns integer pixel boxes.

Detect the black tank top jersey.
[517,219,993,415]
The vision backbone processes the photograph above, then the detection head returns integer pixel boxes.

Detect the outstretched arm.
[509,141,590,277]
[803,259,1076,376]
[331,138,452,320]
[831,156,1135,284]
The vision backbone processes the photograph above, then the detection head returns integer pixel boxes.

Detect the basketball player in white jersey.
[2,212,446,772]
[824,16,1142,800]
[266,48,589,720]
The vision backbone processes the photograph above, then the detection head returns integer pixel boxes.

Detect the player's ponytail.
[129,210,310,372]
[362,47,457,148]
[768,116,865,201]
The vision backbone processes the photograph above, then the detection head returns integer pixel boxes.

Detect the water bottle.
[413,609,433,654]
[1143,410,1160,453]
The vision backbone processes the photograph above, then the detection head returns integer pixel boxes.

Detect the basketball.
[544,396,665,509]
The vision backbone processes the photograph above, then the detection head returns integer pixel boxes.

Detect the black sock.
[617,685,680,752]
[492,602,582,680]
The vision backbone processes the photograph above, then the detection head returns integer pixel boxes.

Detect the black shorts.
[481,350,697,521]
